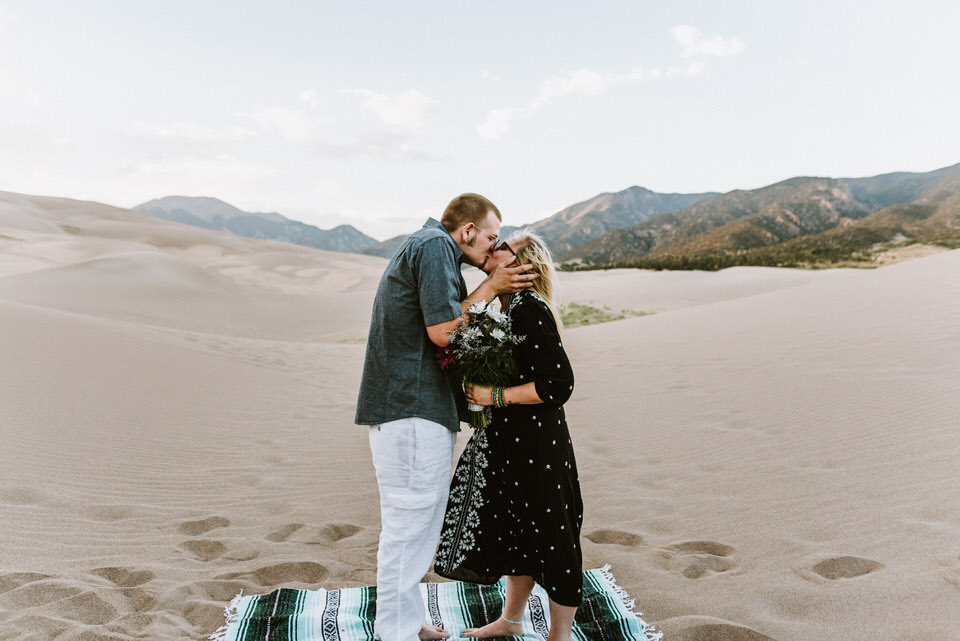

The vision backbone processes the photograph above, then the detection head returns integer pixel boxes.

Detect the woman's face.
[482,240,521,275]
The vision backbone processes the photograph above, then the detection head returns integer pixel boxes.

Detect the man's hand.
[485,260,537,295]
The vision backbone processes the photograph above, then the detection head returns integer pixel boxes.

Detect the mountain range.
[135,162,959,269]
[562,163,960,268]
[135,196,378,253]
[358,188,717,258]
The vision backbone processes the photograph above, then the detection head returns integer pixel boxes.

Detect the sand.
[1,191,958,641]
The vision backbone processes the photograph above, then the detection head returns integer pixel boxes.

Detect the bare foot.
[462,616,523,638]
[419,624,450,640]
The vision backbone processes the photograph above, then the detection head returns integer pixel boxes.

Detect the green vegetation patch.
[59,224,82,234]
[560,302,650,328]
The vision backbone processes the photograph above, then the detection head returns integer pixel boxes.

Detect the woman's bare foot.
[419,624,450,640]
[462,616,523,638]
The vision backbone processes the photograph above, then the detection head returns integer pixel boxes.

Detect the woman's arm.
[465,295,574,408]
[465,381,542,406]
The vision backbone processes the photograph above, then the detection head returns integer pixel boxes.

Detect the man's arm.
[426,261,538,346]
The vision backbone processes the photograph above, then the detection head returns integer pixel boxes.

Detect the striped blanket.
[210,566,660,641]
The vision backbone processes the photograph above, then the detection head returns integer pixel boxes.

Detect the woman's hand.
[464,382,495,406]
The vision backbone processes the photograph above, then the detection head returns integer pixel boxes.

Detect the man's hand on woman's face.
[487,260,537,295]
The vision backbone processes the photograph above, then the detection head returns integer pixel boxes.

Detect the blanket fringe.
[599,564,663,641]
[208,590,244,641]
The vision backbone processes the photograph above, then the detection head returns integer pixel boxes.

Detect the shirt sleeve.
[415,237,464,327]
[512,295,574,408]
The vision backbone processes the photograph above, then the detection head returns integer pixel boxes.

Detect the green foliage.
[560,302,649,328]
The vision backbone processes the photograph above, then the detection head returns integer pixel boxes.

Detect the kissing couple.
[356,193,583,641]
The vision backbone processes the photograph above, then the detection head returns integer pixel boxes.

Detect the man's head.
[441,193,501,268]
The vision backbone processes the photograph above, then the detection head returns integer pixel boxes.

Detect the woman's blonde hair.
[508,229,563,332]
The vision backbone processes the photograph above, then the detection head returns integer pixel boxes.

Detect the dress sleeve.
[512,295,574,408]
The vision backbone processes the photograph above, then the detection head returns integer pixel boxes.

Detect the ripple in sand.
[178,516,230,536]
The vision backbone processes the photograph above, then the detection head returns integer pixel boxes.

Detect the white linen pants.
[369,417,456,641]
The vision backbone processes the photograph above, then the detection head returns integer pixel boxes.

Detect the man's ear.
[460,222,475,242]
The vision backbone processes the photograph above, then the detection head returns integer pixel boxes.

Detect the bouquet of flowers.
[435,299,524,429]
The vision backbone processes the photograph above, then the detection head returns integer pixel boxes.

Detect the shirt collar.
[423,217,466,264]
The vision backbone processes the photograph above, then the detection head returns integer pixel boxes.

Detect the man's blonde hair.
[440,193,501,232]
[507,229,563,332]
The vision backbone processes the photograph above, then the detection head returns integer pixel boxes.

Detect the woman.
[435,230,583,640]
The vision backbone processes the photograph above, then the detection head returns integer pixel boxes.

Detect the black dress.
[436,290,584,607]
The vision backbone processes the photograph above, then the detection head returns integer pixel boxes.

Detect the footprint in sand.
[90,567,158,613]
[178,516,230,536]
[161,580,253,630]
[584,528,646,548]
[266,522,361,544]
[940,554,960,592]
[216,561,328,586]
[90,567,154,587]
[0,578,119,626]
[663,540,738,579]
[657,615,778,641]
[0,572,53,595]
[812,556,884,580]
[178,540,228,562]
[0,487,48,505]
[796,555,884,582]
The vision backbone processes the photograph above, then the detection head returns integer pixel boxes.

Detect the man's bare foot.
[462,616,523,638]
[419,624,450,640]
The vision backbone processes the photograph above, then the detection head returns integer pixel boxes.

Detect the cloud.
[133,121,256,141]
[342,88,436,131]
[478,65,668,140]
[247,106,321,141]
[671,25,745,58]
[298,90,324,107]
[120,154,278,194]
[310,130,447,162]
[478,25,744,141]
[478,107,530,140]
[0,6,13,34]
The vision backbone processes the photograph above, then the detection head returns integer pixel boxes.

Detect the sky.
[1,1,958,240]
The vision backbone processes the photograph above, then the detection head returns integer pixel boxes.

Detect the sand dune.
[2,193,959,640]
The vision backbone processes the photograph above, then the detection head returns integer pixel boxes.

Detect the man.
[355,193,535,641]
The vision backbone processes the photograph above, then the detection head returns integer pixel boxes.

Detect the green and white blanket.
[211,566,660,641]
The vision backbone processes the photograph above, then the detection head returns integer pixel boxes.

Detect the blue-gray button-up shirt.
[355,218,468,432]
